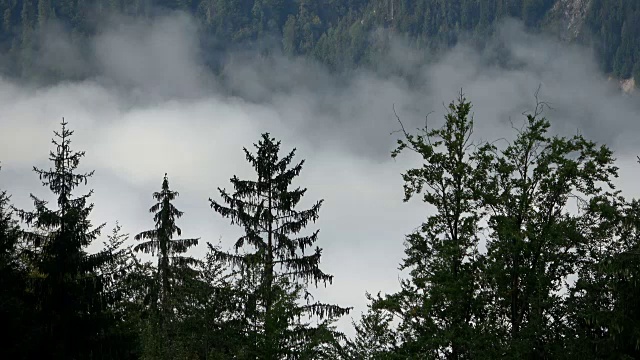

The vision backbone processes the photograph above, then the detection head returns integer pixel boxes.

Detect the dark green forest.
[2,93,640,358]
[2,0,640,81]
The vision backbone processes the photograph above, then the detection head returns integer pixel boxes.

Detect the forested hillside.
[1,0,640,82]
[587,0,640,81]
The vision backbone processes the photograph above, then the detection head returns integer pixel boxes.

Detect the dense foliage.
[344,94,640,360]
[1,0,639,81]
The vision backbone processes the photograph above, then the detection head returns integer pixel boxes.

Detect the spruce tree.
[134,173,199,359]
[209,133,351,360]
[135,174,199,317]
[13,120,112,359]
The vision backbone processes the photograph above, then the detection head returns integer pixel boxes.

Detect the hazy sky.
[1,12,640,336]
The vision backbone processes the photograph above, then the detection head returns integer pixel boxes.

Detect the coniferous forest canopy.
[1,0,640,81]
[2,0,640,359]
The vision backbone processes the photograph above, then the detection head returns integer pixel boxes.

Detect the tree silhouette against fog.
[134,173,199,359]
[13,120,114,359]
[210,133,351,359]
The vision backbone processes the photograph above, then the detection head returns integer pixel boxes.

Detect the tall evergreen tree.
[135,173,199,318]
[134,173,199,359]
[13,120,113,359]
[209,133,351,360]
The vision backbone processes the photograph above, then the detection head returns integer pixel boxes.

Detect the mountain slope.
[0,0,638,85]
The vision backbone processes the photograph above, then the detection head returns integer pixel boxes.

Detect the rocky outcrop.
[548,0,592,41]
[606,76,636,94]
[620,78,636,94]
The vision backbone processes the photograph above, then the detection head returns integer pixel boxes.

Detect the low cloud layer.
[1,13,640,335]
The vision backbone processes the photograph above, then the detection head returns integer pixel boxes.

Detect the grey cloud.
[93,12,216,101]
[30,11,215,101]
[33,22,95,79]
